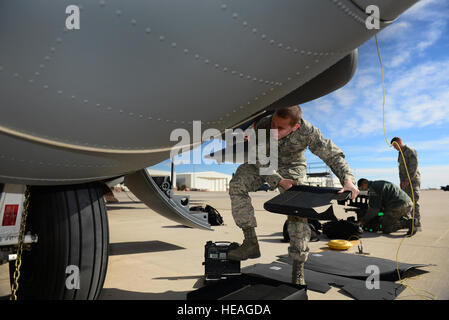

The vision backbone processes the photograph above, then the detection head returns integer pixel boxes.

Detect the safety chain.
[10,186,31,300]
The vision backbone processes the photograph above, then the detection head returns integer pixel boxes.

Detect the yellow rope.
[375,34,436,299]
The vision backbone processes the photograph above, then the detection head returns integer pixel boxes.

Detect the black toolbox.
[203,241,241,282]
[193,241,308,300]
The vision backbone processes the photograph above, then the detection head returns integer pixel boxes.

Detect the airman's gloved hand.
[338,179,359,200]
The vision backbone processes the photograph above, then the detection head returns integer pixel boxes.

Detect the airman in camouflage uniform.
[357,179,414,234]
[228,106,359,285]
[391,137,421,232]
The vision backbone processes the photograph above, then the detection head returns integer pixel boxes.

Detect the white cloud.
[349,59,449,133]
[387,61,449,130]
[387,51,411,68]
[342,144,394,157]
[417,21,445,52]
[315,100,334,113]
[356,75,375,89]
[379,21,411,41]
[352,167,399,185]
[375,2,448,68]
[411,137,449,151]
[353,165,449,189]
[389,60,449,93]
[333,87,356,107]
[354,167,396,175]
[302,7,449,154]
[351,156,397,163]
[402,0,449,21]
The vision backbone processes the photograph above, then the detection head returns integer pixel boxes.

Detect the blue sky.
[151,0,449,188]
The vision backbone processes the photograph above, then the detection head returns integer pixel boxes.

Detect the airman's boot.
[292,260,306,286]
[406,218,420,236]
[414,219,422,232]
[227,227,260,261]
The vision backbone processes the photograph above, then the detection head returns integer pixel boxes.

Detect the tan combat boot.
[292,260,306,286]
[227,227,261,261]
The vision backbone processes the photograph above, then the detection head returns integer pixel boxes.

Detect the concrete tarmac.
[100,189,449,300]
[1,189,448,300]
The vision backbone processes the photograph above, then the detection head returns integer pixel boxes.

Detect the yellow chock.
[327,239,353,251]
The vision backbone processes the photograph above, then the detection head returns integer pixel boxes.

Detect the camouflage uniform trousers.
[382,202,413,234]
[229,163,310,263]
[401,181,421,222]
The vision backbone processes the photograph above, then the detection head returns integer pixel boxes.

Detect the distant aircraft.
[0,0,418,299]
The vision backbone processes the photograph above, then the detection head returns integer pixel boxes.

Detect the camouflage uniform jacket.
[398,145,420,183]
[253,115,355,188]
[363,180,412,223]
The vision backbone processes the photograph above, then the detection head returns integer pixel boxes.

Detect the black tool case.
[203,241,241,281]
[187,273,307,300]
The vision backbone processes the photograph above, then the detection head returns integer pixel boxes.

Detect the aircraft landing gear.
[8,182,109,299]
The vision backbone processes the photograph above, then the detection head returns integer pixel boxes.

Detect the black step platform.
[263,185,352,220]
[187,273,307,300]
[243,251,431,300]
[278,250,431,281]
[242,262,405,300]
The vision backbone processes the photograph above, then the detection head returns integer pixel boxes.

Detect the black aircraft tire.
[9,182,109,300]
